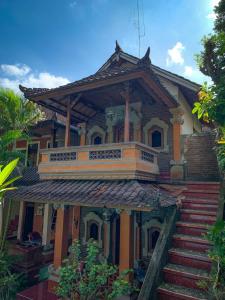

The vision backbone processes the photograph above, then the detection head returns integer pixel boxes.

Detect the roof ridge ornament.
[138,47,151,67]
[115,40,123,53]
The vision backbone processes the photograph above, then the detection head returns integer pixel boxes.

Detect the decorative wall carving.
[83,212,103,247]
[143,117,169,152]
[87,125,106,145]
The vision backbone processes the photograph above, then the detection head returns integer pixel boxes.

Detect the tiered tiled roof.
[7,178,178,211]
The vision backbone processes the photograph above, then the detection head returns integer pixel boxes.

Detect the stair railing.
[137,206,178,300]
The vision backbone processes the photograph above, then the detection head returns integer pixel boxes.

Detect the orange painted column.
[53,206,69,268]
[65,99,71,147]
[72,206,80,241]
[119,210,133,280]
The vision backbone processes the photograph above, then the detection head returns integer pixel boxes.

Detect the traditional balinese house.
[8,42,220,300]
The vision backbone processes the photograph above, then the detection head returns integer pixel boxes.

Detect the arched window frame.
[83,212,103,247]
[143,219,162,257]
[91,133,103,145]
[149,125,164,149]
[87,126,106,145]
[143,118,169,152]
[147,227,160,252]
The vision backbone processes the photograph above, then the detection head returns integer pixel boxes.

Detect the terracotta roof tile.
[7,179,177,211]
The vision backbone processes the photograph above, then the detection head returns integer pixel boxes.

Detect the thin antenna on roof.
[136,0,145,58]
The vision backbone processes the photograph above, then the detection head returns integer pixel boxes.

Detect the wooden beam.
[38,100,84,123]
[30,70,144,101]
[71,93,82,109]
[48,97,90,121]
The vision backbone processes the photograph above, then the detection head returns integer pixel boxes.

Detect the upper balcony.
[38,142,159,181]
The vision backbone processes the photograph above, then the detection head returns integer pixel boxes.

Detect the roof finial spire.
[115,40,123,53]
[138,46,151,67]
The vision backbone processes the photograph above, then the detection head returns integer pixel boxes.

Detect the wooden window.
[149,126,163,149]
[93,135,102,145]
[147,227,160,251]
[89,222,99,240]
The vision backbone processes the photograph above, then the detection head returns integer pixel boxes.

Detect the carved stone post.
[170,107,184,181]
[103,209,112,261]
[79,123,86,146]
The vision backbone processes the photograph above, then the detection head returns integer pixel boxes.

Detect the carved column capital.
[170,107,184,125]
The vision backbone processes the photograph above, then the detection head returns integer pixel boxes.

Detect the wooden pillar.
[53,206,69,268]
[72,206,80,241]
[79,123,86,146]
[17,201,25,241]
[124,92,130,143]
[42,204,52,247]
[170,107,184,161]
[65,99,71,147]
[119,210,133,279]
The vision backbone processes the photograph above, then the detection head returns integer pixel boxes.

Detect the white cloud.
[0,63,70,93]
[207,12,217,20]
[207,0,220,20]
[184,66,194,77]
[166,42,185,66]
[1,64,31,77]
[183,65,212,84]
[211,0,220,8]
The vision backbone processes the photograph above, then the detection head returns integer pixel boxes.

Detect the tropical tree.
[0,158,21,251]
[0,87,44,132]
[192,0,225,173]
[0,158,21,299]
[0,87,44,165]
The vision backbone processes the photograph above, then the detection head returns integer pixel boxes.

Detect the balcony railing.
[38,142,159,181]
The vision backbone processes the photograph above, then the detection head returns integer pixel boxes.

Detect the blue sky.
[0,0,217,92]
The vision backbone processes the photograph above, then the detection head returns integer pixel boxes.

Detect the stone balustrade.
[38,142,159,181]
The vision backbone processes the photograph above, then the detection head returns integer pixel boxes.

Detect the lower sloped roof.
[7,179,178,211]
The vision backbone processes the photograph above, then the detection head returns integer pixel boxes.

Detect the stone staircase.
[157,182,220,300]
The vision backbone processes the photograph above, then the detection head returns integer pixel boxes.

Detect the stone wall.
[183,132,219,181]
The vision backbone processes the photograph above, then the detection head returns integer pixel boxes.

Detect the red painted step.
[163,264,209,290]
[183,197,218,204]
[186,185,220,192]
[157,283,208,300]
[180,209,216,225]
[183,191,219,200]
[182,202,218,212]
[172,234,211,252]
[168,248,211,271]
[176,222,209,237]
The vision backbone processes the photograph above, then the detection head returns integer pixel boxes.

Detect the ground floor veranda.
[5,179,179,299]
